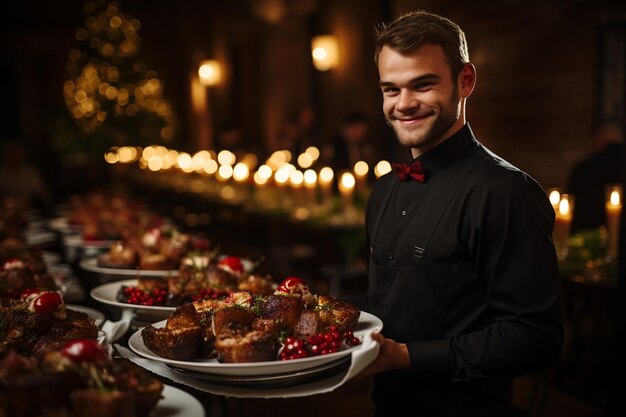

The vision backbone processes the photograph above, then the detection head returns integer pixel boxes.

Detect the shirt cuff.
[406,339,453,378]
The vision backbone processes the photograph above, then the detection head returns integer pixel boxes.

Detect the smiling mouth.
[395,114,431,125]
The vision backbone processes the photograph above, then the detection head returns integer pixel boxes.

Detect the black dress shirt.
[361,124,563,416]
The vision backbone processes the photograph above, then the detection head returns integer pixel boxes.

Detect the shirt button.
[401,210,407,216]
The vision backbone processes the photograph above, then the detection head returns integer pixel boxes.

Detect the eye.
[413,82,434,91]
[381,86,399,96]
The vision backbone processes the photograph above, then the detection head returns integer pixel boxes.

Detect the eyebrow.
[378,73,441,88]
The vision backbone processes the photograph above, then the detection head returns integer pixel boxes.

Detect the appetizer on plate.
[141,277,361,363]
[96,225,211,271]
[115,254,273,307]
[0,338,163,417]
[0,289,98,357]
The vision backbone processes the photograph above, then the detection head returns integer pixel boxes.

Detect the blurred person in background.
[350,11,563,416]
[323,111,378,173]
[567,120,623,231]
[286,105,319,157]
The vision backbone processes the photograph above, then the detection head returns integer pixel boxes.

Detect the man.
[354,11,563,416]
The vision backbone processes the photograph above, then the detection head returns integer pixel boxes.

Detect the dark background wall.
[1,0,625,195]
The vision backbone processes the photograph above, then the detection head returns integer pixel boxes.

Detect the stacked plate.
[81,256,178,285]
[126,312,383,390]
[90,278,175,322]
[63,235,113,263]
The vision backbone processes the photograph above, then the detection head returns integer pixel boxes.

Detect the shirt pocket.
[369,257,450,341]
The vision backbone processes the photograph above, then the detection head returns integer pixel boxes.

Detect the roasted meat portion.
[30,310,99,357]
[0,267,37,294]
[0,353,85,417]
[214,327,278,363]
[97,241,138,269]
[0,349,163,417]
[260,294,304,333]
[141,303,201,360]
[0,307,98,357]
[237,274,275,295]
[71,389,136,417]
[294,310,321,340]
[212,306,256,335]
[111,359,164,417]
[142,282,362,364]
[315,295,360,333]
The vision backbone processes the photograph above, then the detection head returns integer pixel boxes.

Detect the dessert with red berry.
[141,277,362,363]
[97,240,138,269]
[0,258,57,302]
[0,339,163,417]
[0,290,98,357]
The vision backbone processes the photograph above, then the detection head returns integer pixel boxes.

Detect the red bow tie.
[391,161,426,182]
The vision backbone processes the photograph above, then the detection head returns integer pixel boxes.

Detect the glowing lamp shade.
[311,35,339,71]
[198,60,222,86]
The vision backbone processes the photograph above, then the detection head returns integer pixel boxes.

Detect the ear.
[457,63,476,98]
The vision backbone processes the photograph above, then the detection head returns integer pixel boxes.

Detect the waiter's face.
[378,44,462,155]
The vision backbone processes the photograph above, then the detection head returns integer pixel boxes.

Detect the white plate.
[128,311,383,377]
[48,217,83,234]
[166,356,351,388]
[25,231,56,246]
[90,279,175,318]
[63,234,114,248]
[66,304,106,328]
[42,251,62,266]
[155,385,205,417]
[80,257,178,278]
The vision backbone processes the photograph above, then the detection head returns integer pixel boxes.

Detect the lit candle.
[339,171,356,217]
[605,184,622,258]
[290,170,305,207]
[232,162,251,201]
[353,160,369,194]
[303,169,318,208]
[253,170,269,207]
[547,188,561,212]
[274,166,291,210]
[553,194,573,261]
[374,160,392,178]
[319,166,334,205]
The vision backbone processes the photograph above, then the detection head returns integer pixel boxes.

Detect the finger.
[370,331,385,345]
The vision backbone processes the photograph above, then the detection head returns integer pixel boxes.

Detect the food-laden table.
[1,190,383,417]
[553,228,618,409]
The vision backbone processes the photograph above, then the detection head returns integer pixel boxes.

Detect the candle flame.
[559,198,570,216]
[340,172,355,190]
[319,167,334,183]
[354,160,369,177]
[610,190,621,206]
[303,169,317,185]
[233,162,250,181]
[549,190,560,206]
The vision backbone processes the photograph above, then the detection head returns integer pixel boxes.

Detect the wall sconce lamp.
[311,35,339,71]
[198,60,222,86]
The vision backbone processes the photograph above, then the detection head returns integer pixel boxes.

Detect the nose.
[396,89,419,113]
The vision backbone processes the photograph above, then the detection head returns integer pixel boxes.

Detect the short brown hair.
[374,11,469,79]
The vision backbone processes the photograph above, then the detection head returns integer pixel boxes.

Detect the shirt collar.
[409,123,476,179]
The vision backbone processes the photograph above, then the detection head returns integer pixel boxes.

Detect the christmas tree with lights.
[58,0,176,156]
